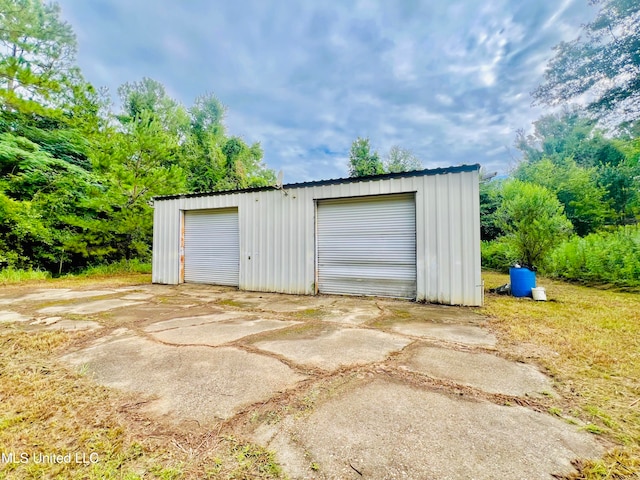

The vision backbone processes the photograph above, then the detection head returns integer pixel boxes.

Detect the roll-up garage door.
[184,208,239,286]
[317,193,416,299]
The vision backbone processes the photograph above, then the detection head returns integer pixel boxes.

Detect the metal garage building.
[152,164,482,306]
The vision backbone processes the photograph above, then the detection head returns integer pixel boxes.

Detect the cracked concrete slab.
[325,302,383,325]
[401,345,554,397]
[257,379,602,480]
[62,332,306,423]
[379,301,487,323]
[254,328,412,370]
[0,310,31,322]
[145,313,300,346]
[30,317,63,326]
[38,299,145,315]
[0,289,116,305]
[2,281,608,478]
[44,319,102,331]
[144,311,247,332]
[121,292,155,300]
[390,321,497,347]
[221,292,337,313]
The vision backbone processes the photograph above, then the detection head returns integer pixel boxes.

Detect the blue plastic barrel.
[510,267,536,297]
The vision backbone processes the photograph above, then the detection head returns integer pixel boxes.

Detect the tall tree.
[117,77,190,143]
[76,110,187,263]
[515,110,626,167]
[0,0,78,116]
[515,110,639,227]
[514,157,612,235]
[219,136,274,191]
[182,93,274,192]
[182,93,227,192]
[383,145,423,173]
[348,137,383,177]
[533,0,640,126]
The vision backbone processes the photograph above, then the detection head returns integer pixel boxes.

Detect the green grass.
[0,260,151,286]
[482,271,640,479]
[72,259,152,277]
[0,267,51,285]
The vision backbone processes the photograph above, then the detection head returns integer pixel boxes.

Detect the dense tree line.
[482,110,640,241]
[482,0,640,284]
[0,0,274,273]
[2,0,638,284]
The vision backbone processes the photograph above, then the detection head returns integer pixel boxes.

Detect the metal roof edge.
[153,163,480,201]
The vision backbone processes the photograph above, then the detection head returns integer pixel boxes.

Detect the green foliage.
[615,132,640,166]
[533,0,640,126]
[496,180,573,268]
[219,136,275,190]
[514,157,612,235]
[74,260,151,277]
[0,1,277,274]
[515,111,639,227]
[117,77,190,140]
[545,226,640,286]
[0,129,99,271]
[383,145,422,173]
[479,178,504,241]
[0,0,78,116]
[515,110,626,168]
[598,162,640,223]
[348,137,384,177]
[480,239,516,273]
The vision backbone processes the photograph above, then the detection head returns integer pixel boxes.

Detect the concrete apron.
[4,284,604,479]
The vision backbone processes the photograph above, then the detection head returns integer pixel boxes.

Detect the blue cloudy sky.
[57,0,597,182]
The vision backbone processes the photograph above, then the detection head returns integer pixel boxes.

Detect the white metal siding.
[184,209,239,286]
[317,194,416,299]
[151,167,482,306]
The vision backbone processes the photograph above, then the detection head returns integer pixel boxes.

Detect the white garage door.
[184,208,239,286]
[317,193,416,299]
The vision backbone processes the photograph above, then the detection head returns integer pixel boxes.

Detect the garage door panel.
[320,272,416,298]
[321,265,416,280]
[317,194,416,299]
[184,209,239,286]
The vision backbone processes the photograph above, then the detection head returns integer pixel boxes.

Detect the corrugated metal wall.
[152,168,482,305]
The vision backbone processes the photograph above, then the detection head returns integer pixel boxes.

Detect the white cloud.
[56,0,599,181]
[435,94,454,106]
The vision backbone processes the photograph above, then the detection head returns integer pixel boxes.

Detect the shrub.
[496,180,572,268]
[545,226,640,286]
[481,240,517,272]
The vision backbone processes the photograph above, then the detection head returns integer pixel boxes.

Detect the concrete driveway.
[1,283,603,479]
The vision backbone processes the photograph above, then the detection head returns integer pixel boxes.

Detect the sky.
[57,0,598,183]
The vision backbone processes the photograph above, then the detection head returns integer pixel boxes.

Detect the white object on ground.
[532,287,547,301]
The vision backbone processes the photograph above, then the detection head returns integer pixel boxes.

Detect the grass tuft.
[0,267,51,285]
[73,259,152,277]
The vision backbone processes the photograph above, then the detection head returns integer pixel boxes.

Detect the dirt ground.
[0,281,605,479]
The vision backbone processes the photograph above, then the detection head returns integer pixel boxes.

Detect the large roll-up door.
[317,193,416,299]
[184,208,239,286]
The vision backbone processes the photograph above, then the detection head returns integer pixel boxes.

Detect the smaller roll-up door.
[184,208,239,286]
[317,193,417,299]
